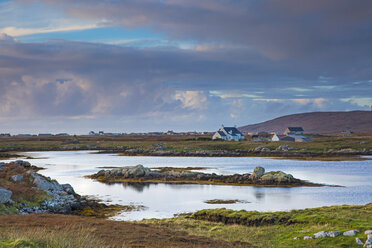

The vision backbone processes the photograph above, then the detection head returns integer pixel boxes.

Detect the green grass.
[140,203,372,248]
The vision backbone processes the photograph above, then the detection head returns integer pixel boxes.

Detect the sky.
[0,0,372,134]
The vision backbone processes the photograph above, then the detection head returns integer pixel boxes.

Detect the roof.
[217,131,226,136]
[222,127,243,136]
[287,127,304,132]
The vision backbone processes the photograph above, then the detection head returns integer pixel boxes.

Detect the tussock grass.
[141,203,372,248]
[0,226,103,248]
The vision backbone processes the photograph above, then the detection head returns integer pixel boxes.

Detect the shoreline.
[2,149,372,161]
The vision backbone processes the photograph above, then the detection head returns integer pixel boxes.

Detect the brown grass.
[0,214,254,248]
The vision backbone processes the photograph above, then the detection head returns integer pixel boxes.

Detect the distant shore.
[0,134,372,161]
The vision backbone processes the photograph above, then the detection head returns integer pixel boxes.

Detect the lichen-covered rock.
[0,187,14,204]
[274,171,295,183]
[129,164,148,177]
[260,173,275,183]
[249,166,265,180]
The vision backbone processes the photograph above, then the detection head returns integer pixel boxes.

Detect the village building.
[272,134,295,142]
[212,125,244,141]
[284,127,304,135]
[38,133,53,137]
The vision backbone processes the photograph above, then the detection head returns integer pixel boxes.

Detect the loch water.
[2,151,372,220]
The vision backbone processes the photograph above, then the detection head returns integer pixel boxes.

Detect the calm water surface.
[2,151,372,220]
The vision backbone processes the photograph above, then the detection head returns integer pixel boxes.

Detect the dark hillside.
[239,111,372,134]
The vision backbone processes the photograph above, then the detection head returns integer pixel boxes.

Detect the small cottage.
[272,134,295,142]
[212,125,244,141]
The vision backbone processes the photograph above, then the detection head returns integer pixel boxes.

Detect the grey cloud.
[16,0,372,62]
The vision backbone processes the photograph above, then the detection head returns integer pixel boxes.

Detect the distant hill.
[239,111,372,134]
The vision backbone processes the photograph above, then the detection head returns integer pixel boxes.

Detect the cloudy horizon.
[1,0,371,134]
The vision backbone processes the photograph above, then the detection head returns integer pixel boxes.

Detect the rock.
[303,236,313,240]
[0,187,14,204]
[11,174,24,182]
[129,164,150,178]
[31,172,63,192]
[327,231,341,237]
[249,166,265,180]
[365,231,372,235]
[343,230,359,236]
[260,173,275,183]
[356,238,364,245]
[254,146,270,152]
[273,171,295,183]
[314,231,328,239]
[61,184,75,195]
[15,160,31,167]
[293,237,298,240]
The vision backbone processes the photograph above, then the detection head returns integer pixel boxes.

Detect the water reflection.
[253,188,265,200]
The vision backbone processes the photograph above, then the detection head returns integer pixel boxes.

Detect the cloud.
[292,98,327,108]
[0,28,371,132]
[174,91,207,110]
[15,0,372,61]
[0,24,101,37]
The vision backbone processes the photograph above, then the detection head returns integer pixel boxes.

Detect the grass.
[0,214,249,248]
[0,226,103,248]
[140,203,372,248]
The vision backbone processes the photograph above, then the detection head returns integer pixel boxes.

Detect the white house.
[212,125,244,141]
[272,134,295,142]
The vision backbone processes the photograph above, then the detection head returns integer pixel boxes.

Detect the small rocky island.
[88,165,324,187]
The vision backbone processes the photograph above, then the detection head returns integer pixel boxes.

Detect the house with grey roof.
[272,134,295,142]
[212,125,244,141]
[284,127,304,135]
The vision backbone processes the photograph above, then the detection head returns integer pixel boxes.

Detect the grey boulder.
[11,174,24,182]
[343,230,359,236]
[0,187,14,204]
[249,166,265,180]
[356,238,363,245]
[327,231,341,237]
[314,231,328,239]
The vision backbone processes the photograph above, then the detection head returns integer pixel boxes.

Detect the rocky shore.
[0,160,121,217]
[88,165,324,187]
